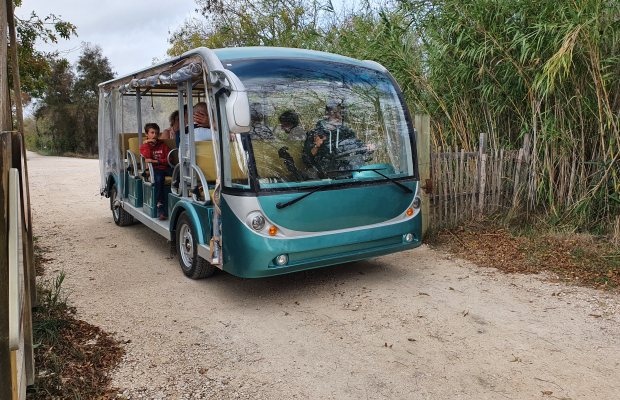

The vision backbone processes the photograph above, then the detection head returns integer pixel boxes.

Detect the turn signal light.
[406,208,414,216]
[268,226,278,236]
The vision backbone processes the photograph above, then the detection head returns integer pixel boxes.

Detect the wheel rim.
[111,188,120,221]
[179,223,194,267]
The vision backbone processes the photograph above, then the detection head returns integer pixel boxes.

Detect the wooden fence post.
[478,133,487,217]
[0,0,10,131]
[12,132,35,386]
[1,132,13,399]
[415,115,431,235]
[511,134,530,209]
[7,0,23,135]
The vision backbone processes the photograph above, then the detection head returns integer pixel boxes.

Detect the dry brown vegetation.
[28,244,124,399]
[427,220,620,290]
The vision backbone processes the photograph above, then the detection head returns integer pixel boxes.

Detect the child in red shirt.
[139,123,172,219]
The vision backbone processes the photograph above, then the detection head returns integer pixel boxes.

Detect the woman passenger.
[160,110,179,140]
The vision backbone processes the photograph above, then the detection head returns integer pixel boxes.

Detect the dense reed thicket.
[168,0,620,235]
[397,0,620,234]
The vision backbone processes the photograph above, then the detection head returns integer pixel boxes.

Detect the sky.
[16,0,201,76]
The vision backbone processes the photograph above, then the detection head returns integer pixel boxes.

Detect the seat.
[129,137,179,185]
[196,141,218,182]
[120,133,140,154]
[127,136,144,164]
[251,140,305,179]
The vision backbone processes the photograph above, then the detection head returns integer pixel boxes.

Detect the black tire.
[110,183,134,226]
[175,212,216,279]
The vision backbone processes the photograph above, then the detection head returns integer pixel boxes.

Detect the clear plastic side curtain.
[98,88,121,194]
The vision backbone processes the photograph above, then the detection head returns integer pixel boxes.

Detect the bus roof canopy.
[98,47,386,94]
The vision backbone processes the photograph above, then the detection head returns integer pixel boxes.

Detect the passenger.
[193,102,216,141]
[302,101,375,177]
[140,123,172,219]
[160,110,179,140]
[175,103,216,148]
[278,111,306,140]
[249,103,275,140]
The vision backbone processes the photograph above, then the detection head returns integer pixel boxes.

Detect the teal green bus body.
[220,182,421,278]
[110,171,422,278]
[102,46,422,279]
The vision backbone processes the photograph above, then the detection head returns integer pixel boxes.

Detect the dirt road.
[29,152,619,399]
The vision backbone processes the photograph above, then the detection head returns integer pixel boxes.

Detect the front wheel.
[110,183,134,226]
[175,212,215,279]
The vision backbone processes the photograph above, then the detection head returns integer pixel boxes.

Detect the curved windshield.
[226,59,415,190]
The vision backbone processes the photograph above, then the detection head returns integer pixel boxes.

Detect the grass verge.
[426,220,620,290]
[28,244,124,399]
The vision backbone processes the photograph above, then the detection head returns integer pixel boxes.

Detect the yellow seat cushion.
[161,139,177,150]
[127,136,143,160]
[195,141,249,181]
[120,133,140,153]
[251,140,305,179]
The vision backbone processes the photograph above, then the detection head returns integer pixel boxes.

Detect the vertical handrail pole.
[177,83,188,197]
[136,88,143,145]
[186,79,196,191]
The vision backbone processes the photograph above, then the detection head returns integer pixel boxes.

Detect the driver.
[302,101,375,177]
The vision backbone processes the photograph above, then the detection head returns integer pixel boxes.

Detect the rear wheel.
[176,212,215,279]
[110,183,134,226]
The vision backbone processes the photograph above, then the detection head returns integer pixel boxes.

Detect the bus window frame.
[217,59,420,197]
[216,88,259,195]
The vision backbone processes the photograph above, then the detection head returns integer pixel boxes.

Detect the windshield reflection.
[225,59,415,190]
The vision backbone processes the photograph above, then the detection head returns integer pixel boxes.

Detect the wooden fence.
[427,132,531,227]
[1,131,36,399]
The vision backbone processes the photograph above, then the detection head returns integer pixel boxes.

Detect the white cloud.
[15,0,200,75]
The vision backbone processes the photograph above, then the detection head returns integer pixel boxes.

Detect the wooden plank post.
[436,149,442,227]
[1,132,13,399]
[11,132,34,386]
[415,114,431,235]
[512,134,530,208]
[458,149,467,220]
[1,0,18,395]
[478,133,487,218]
[0,0,11,131]
[7,0,23,135]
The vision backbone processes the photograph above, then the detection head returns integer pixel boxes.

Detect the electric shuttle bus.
[98,47,422,279]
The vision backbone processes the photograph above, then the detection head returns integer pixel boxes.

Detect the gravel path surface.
[29,152,619,399]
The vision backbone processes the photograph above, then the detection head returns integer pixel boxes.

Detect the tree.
[9,0,77,102]
[35,44,115,154]
[167,0,329,56]
[73,43,115,153]
[34,58,76,153]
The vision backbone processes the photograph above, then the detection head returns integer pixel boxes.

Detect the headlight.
[251,215,265,231]
[246,212,266,231]
[412,196,421,209]
[276,254,288,266]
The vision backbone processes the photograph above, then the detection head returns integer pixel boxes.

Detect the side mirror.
[226,89,250,133]
[212,69,250,134]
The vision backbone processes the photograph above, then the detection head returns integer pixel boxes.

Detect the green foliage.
[9,0,77,101]
[168,0,620,233]
[168,0,347,55]
[396,0,620,231]
[34,44,115,155]
[33,271,69,343]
